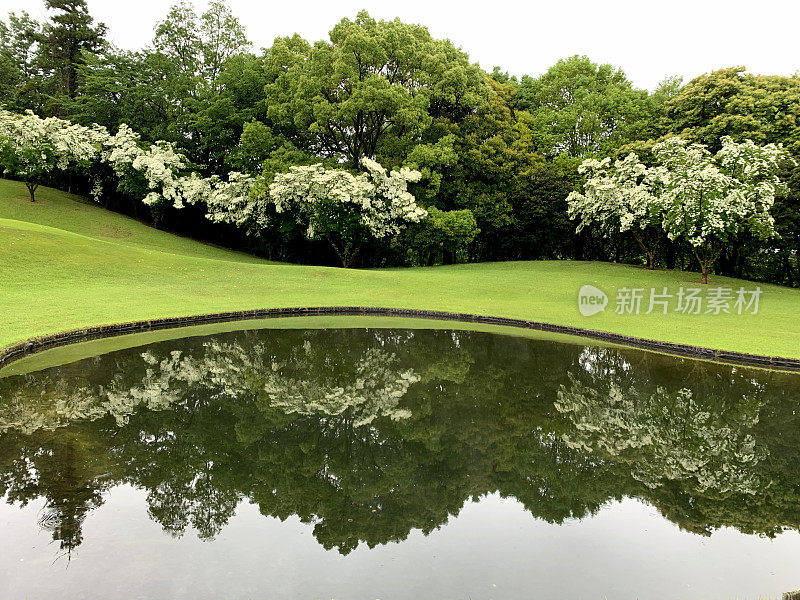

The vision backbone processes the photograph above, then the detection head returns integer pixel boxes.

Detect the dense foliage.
[1,0,798,282]
[568,137,791,281]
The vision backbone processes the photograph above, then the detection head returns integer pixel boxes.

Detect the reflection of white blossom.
[135,339,420,426]
[263,348,418,426]
[555,375,765,495]
[102,350,207,425]
[0,338,419,434]
[0,352,201,434]
[0,381,105,435]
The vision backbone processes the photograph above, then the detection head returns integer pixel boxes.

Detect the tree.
[567,153,663,269]
[36,0,106,112]
[198,1,250,87]
[264,11,488,168]
[771,161,800,286]
[145,0,251,170]
[569,137,792,281]
[66,48,174,140]
[665,68,800,281]
[652,136,791,283]
[405,207,479,265]
[667,68,800,154]
[264,159,425,267]
[102,123,187,217]
[515,55,654,158]
[0,11,43,112]
[434,77,573,261]
[0,109,102,201]
[153,0,249,89]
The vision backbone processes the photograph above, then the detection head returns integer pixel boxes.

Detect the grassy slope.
[1,178,799,358]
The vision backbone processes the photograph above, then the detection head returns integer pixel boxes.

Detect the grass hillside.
[1,178,799,359]
[0,180,265,263]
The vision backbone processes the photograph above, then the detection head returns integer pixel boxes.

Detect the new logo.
[578,285,608,316]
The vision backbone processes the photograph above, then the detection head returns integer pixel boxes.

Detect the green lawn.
[1,178,799,359]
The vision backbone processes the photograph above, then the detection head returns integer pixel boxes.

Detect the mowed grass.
[1,178,799,358]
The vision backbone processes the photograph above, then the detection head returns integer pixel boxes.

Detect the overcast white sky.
[5,0,799,91]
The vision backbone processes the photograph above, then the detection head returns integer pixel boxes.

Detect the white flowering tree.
[568,136,791,283]
[268,158,426,267]
[202,171,263,232]
[0,110,105,202]
[102,123,198,224]
[567,153,663,269]
[0,110,424,260]
[651,136,790,284]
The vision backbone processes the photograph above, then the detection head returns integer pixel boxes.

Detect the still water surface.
[0,326,799,599]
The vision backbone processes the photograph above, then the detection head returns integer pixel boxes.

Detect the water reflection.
[0,328,797,556]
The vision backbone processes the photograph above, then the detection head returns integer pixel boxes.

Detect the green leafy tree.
[264,11,488,168]
[667,68,800,154]
[515,55,654,158]
[0,11,43,111]
[67,49,173,139]
[405,206,479,265]
[772,161,800,286]
[436,77,573,260]
[133,0,252,170]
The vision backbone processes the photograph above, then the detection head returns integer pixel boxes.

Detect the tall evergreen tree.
[37,0,106,112]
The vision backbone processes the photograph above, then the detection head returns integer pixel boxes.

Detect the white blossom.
[268,159,426,240]
[0,110,105,194]
[567,153,659,235]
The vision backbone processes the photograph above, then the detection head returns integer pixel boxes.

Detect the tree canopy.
[1,1,799,283]
[265,11,488,169]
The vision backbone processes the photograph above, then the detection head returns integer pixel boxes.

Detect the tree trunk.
[784,253,796,287]
[634,232,657,270]
[663,239,676,269]
[328,237,359,268]
[693,245,720,285]
[26,182,38,202]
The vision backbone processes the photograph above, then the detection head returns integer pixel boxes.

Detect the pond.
[0,322,799,599]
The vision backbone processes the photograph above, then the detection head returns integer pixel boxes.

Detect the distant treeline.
[1,1,798,284]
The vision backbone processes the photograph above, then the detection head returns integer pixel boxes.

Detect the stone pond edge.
[1,306,798,372]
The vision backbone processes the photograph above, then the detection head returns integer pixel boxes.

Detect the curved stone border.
[1,306,799,372]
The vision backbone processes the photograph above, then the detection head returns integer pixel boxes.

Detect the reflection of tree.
[0,355,191,435]
[261,347,417,425]
[0,328,798,556]
[556,375,764,495]
[0,425,114,556]
[0,378,102,435]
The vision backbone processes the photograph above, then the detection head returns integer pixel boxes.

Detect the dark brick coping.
[1,307,798,372]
